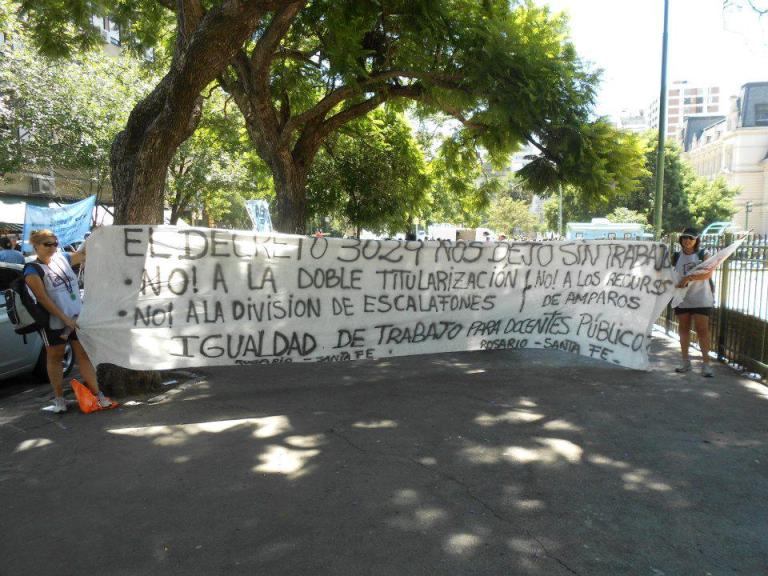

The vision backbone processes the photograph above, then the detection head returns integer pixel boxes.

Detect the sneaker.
[701,364,714,378]
[97,393,112,409]
[675,361,692,373]
[43,397,68,413]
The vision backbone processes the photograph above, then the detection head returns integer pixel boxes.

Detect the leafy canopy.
[307,107,430,235]
[0,11,153,188]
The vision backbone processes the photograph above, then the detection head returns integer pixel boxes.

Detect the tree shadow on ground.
[1,338,767,576]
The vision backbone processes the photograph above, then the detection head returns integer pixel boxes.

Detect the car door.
[0,264,43,378]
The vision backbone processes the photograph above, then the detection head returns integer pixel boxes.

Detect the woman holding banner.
[24,229,112,413]
[673,227,715,378]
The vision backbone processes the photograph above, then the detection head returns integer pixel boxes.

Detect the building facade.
[682,82,768,234]
[648,80,722,142]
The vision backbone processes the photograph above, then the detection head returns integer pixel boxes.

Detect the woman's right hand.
[63,316,78,331]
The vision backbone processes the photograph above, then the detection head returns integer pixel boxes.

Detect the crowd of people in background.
[0,235,24,264]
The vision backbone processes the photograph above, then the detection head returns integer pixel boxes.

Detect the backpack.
[672,249,716,294]
[3,262,49,339]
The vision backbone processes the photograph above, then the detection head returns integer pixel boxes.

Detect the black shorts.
[38,326,79,348]
[674,307,712,317]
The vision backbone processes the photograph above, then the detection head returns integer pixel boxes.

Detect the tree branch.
[276,47,322,68]
[250,2,306,81]
[176,0,206,48]
[283,69,466,137]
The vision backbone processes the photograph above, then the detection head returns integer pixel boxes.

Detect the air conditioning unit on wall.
[29,175,54,195]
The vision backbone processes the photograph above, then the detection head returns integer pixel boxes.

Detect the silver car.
[0,262,73,380]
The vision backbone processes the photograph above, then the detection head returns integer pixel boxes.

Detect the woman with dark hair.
[673,227,715,377]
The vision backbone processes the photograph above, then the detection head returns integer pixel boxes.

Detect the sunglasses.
[41,241,59,247]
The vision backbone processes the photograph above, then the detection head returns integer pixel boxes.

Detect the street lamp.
[653,0,670,239]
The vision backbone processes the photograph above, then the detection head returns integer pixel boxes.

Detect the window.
[755,103,768,126]
[623,233,632,240]
[607,233,617,240]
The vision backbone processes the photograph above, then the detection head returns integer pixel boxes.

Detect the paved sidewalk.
[1,333,767,576]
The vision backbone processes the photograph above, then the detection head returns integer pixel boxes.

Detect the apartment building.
[682,82,768,234]
[648,80,722,142]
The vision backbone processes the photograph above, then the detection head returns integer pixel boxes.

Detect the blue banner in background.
[22,195,96,253]
[245,199,273,233]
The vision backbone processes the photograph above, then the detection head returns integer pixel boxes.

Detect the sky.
[537,0,768,120]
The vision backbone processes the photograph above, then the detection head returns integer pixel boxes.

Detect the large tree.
[307,107,430,237]
[216,0,641,233]
[15,0,293,394]
[18,0,291,225]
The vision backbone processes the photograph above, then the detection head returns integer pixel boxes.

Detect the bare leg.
[693,314,711,365]
[71,340,101,395]
[46,344,66,398]
[677,313,692,363]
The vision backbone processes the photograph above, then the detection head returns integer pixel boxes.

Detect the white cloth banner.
[78,226,676,371]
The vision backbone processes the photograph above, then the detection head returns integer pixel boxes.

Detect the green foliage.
[637,135,694,232]
[14,0,171,58]
[425,136,500,228]
[13,0,656,233]
[686,176,738,230]
[606,207,648,225]
[0,15,153,191]
[541,132,739,234]
[166,89,273,229]
[307,108,430,235]
[484,196,541,237]
[517,120,648,203]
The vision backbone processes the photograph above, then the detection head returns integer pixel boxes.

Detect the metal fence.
[657,233,768,381]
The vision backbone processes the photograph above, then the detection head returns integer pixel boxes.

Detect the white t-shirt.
[674,250,714,309]
[26,252,82,329]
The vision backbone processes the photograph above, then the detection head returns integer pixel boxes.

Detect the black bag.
[3,262,49,338]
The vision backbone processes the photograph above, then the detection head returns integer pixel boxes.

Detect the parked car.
[0,262,73,381]
[701,222,740,236]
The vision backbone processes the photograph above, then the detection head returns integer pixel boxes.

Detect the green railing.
[658,233,768,381]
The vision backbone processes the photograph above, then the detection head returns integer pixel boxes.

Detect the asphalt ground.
[1,332,767,576]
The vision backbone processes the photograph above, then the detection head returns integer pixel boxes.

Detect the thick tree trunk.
[100,0,280,396]
[271,154,309,234]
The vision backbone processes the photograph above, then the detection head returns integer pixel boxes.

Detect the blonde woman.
[24,229,111,413]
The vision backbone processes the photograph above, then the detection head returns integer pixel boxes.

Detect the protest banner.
[77,226,677,371]
[22,195,96,253]
[245,200,273,233]
[683,235,748,278]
